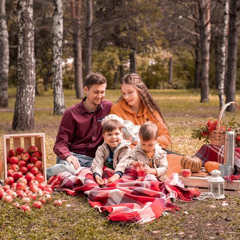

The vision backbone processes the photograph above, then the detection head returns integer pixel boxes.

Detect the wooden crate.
[179,175,240,196]
[3,133,47,183]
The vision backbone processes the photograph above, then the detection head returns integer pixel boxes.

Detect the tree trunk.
[85,0,92,76]
[12,0,35,131]
[71,0,84,99]
[0,0,9,108]
[218,0,229,110]
[214,35,221,90]
[199,0,211,103]
[226,0,239,112]
[168,57,173,85]
[53,0,65,115]
[129,48,137,73]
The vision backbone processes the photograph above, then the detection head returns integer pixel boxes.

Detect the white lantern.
[208,170,225,199]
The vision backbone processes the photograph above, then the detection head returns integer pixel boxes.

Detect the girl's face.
[121,84,141,107]
[139,137,157,153]
[103,128,122,151]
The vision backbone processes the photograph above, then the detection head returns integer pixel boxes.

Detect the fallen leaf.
[152,230,161,234]
[210,205,216,208]
[183,211,189,215]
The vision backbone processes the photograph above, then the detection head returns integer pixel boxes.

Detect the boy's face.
[139,137,157,153]
[103,129,122,150]
[84,83,106,107]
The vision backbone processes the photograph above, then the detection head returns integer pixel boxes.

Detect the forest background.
[0,0,240,132]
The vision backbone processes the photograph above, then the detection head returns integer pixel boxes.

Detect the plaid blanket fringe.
[48,166,200,223]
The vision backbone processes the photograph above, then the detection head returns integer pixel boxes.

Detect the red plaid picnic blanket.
[195,144,240,174]
[48,166,200,223]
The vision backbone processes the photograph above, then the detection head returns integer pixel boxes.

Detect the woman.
[110,73,182,176]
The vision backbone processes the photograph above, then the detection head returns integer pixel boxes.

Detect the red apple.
[3,185,10,191]
[16,190,26,198]
[43,194,52,203]
[7,163,11,170]
[35,161,43,170]
[8,149,16,157]
[7,156,11,163]
[38,182,46,190]
[13,172,23,181]
[16,155,22,160]
[21,204,31,212]
[7,169,15,177]
[21,151,30,161]
[2,195,13,203]
[27,163,35,171]
[10,156,19,164]
[11,182,17,190]
[28,193,37,200]
[28,146,38,153]
[29,180,39,187]
[6,190,17,198]
[181,169,192,178]
[0,189,6,199]
[54,200,62,206]
[18,160,27,167]
[16,147,24,155]
[5,176,15,185]
[39,197,46,204]
[32,151,42,160]
[30,167,39,175]
[10,164,19,172]
[25,172,35,182]
[36,175,44,183]
[44,187,53,194]
[30,156,38,164]
[17,177,28,185]
[29,184,39,193]
[19,166,28,175]
[32,201,42,209]
[12,202,20,208]
[22,197,31,204]
[16,182,26,190]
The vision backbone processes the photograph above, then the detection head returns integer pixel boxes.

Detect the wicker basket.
[209,101,240,145]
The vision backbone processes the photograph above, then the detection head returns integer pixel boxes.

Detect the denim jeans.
[46,152,93,180]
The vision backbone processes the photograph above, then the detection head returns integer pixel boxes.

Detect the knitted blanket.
[48,166,200,223]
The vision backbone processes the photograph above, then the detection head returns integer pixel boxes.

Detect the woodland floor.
[0,89,240,240]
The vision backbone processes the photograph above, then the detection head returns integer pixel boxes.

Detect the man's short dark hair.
[84,72,107,89]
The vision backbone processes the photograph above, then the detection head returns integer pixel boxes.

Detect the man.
[47,72,112,179]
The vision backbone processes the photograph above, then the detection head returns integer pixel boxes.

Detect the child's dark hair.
[102,119,123,134]
[139,122,159,141]
[84,72,107,89]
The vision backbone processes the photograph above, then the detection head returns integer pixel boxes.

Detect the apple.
[16,182,26,190]
[182,169,192,178]
[8,149,16,157]
[25,172,35,182]
[3,185,10,191]
[17,177,28,185]
[10,164,19,172]
[7,163,11,170]
[34,161,43,170]
[16,190,27,198]
[37,189,43,197]
[30,156,38,164]
[39,197,46,204]
[27,163,35,171]
[32,201,42,209]
[6,190,17,198]
[16,147,24,155]
[0,189,6,199]
[2,195,13,203]
[7,156,11,163]
[36,175,44,183]
[29,180,39,187]
[10,156,19,164]
[30,167,39,175]
[5,176,15,185]
[19,166,28,175]
[12,202,20,208]
[7,169,15,177]
[43,187,53,194]
[29,184,39,193]
[21,151,30,161]
[13,172,23,181]
[22,197,31,204]
[28,193,37,200]
[54,200,62,206]
[32,151,42,160]
[28,146,38,153]
[18,160,27,167]
[38,182,46,190]
[11,182,17,191]
[43,194,52,203]
[21,204,31,212]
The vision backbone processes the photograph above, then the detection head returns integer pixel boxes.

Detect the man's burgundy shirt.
[53,98,112,159]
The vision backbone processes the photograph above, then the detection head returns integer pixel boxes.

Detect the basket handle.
[216,101,240,130]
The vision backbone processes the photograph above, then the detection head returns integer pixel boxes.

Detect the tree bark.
[85,0,92,76]
[168,57,173,85]
[199,0,211,103]
[218,0,229,110]
[226,0,239,112]
[129,48,137,73]
[53,0,65,115]
[0,0,9,108]
[71,0,84,99]
[12,0,35,130]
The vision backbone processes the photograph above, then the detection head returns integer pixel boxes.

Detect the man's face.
[84,83,107,106]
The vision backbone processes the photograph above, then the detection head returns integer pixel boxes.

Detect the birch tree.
[0,0,9,108]
[226,0,239,112]
[12,0,35,130]
[52,0,65,115]
[218,0,229,110]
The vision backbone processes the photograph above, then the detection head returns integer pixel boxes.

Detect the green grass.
[1,89,240,239]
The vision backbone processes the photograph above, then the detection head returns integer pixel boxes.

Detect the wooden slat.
[13,138,21,150]
[24,137,32,152]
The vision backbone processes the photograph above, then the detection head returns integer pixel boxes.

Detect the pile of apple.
[0,146,62,211]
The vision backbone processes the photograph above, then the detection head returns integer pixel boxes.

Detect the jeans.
[46,152,93,180]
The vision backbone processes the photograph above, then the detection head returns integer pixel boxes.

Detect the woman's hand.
[108,173,120,183]
[95,175,105,186]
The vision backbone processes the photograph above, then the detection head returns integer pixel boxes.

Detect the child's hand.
[143,165,157,175]
[95,175,105,186]
[108,174,120,183]
[131,161,144,167]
